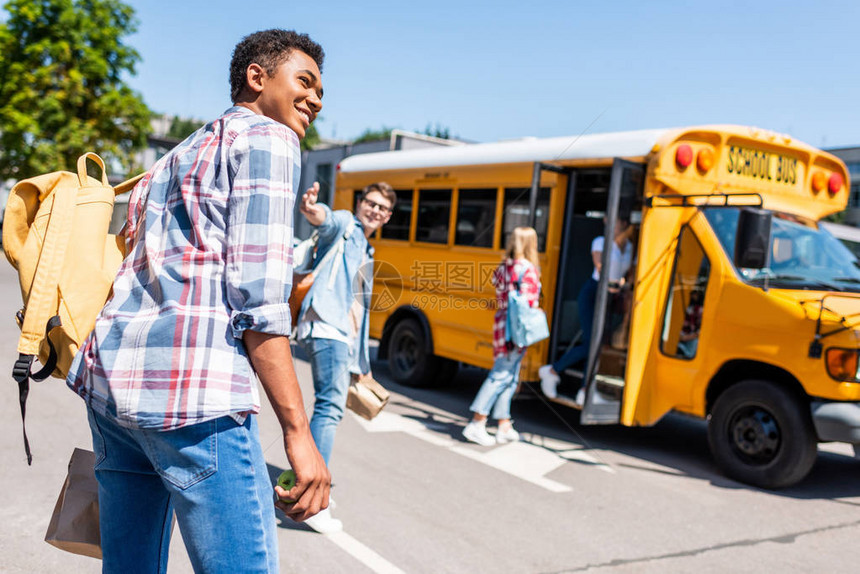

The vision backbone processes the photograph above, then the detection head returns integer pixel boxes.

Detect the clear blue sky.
[43,1,860,147]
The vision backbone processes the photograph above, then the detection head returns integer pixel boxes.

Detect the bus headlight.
[825,348,860,382]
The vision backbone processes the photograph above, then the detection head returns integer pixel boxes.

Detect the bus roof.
[821,221,860,243]
[338,128,670,173]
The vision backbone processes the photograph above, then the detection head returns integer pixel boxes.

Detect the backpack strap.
[12,316,61,465]
[114,172,145,195]
[506,260,522,293]
[324,219,358,290]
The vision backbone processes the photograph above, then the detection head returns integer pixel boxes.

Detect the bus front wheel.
[388,318,442,387]
[707,379,817,489]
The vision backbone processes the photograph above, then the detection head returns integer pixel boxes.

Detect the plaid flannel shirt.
[491,258,541,358]
[67,107,299,430]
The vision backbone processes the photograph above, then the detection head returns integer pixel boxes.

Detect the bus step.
[595,375,624,400]
[549,393,582,410]
[561,369,624,389]
[595,374,624,389]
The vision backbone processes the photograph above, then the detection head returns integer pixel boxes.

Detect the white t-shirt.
[591,236,632,282]
[297,306,351,344]
[297,248,368,345]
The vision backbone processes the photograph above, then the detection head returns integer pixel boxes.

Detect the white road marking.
[525,434,616,473]
[325,530,407,574]
[451,442,572,492]
[351,410,615,492]
[819,441,857,457]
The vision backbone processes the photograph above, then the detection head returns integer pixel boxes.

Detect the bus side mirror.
[734,208,772,270]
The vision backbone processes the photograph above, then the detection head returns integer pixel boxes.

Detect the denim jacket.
[299,204,373,374]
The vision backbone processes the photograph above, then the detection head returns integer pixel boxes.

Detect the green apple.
[277,469,297,503]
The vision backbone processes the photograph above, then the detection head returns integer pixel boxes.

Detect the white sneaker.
[539,365,559,399]
[304,507,343,534]
[462,420,495,446]
[575,386,586,406]
[496,422,520,444]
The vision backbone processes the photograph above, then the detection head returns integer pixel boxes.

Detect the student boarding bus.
[334,125,858,489]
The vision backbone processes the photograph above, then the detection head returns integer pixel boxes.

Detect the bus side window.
[381,189,414,241]
[661,226,710,359]
[502,187,550,252]
[416,189,452,244]
[455,189,497,248]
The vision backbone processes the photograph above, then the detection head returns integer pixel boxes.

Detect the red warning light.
[675,145,693,169]
[828,173,843,195]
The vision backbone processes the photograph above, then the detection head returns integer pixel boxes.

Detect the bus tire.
[707,379,817,489]
[388,318,442,387]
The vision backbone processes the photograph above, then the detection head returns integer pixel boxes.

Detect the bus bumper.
[810,401,860,457]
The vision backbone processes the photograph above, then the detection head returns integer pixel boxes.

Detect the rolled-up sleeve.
[225,122,299,337]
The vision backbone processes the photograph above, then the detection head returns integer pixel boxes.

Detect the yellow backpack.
[2,153,142,464]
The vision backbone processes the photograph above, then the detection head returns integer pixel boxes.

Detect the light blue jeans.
[87,407,278,573]
[300,336,352,465]
[469,349,526,420]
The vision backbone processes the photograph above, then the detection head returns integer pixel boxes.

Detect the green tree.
[301,120,320,151]
[166,116,203,140]
[0,0,151,180]
[353,126,393,144]
[421,123,451,140]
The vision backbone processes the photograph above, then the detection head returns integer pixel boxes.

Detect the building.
[826,146,860,226]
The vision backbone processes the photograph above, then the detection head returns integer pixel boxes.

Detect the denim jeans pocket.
[140,419,218,490]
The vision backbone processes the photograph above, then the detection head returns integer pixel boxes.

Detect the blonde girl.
[462,227,542,445]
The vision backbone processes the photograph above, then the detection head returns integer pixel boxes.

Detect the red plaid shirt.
[491,258,541,358]
[67,107,299,430]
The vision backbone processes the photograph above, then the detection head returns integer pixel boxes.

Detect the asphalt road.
[1,261,859,573]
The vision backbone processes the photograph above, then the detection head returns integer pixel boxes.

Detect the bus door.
[547,166,606,388]
[581,159,645,424]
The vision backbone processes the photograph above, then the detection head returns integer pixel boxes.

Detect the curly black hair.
[229,29,324,102]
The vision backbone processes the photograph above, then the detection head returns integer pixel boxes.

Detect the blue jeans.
[300,337,352,465]
[87,407,278,573]
[553,277,598,373]
[469,349,525,420]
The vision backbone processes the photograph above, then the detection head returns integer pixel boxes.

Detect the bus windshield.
[703,207,860,292]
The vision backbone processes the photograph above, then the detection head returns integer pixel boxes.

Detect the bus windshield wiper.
[833,277,860,284]
[751,274,844,292]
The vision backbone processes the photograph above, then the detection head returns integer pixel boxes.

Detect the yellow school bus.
[335,125,859,488]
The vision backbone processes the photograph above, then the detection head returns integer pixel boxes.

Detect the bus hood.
[768,289,860,352]
[769,290,860,326]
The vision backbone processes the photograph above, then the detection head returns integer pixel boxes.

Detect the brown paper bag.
[346,373,390,421]
[45,448,102,559]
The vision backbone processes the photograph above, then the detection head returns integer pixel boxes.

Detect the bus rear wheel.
[388,318,443,387]
[707,379,817,489]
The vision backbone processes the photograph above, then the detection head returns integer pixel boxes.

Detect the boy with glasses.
[296,181,395,531]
